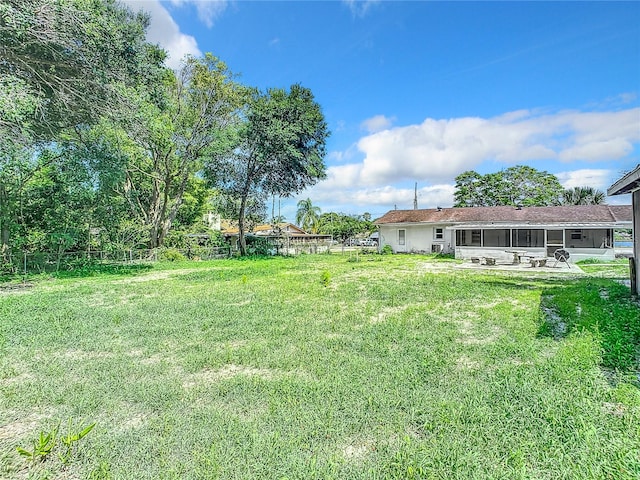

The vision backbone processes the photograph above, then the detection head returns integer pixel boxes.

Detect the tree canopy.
[0,0,156,139]
[562,186,606,205]
[295,198,321,233]
[0,1,330,266]
[208,84,329,255]
[453,166,565,207]
[316,212,375,244]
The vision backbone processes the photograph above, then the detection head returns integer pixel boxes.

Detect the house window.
[456,229,481,246]
[398,229,406,245]
[483,229,510,247]
[512,229,544,247]
[434,228,444,240]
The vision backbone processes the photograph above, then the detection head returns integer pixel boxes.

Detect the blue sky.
[123,0,640,221]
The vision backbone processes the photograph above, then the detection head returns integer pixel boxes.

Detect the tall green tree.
[84,54,245,248]
[209,84,329,255]
[0,0,152,138]
[316,212,373,244]
[0,0,156,258]
[454,165,564,207]
[295,198,321,232]
[562,186,606,205]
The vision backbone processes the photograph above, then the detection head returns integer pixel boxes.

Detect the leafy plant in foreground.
[16,424,58,463]
[59,420,96,464]
[320,269,331,287]
[16,420,95,466]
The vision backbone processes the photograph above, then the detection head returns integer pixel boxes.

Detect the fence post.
[23,252,27,276]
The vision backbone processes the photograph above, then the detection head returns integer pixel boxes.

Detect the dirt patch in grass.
[456,320,502,345]
[112,268,202,284]
[122,412,149,430]
[183,364,278,388]
[602,402,627,417]
[0,412,49,441]
[417,262,458,274]
[0,283,34,295]
[369,305,412,324]
[342,437,375,462]
[0,372,35,387]
[456,355,481,370]
[55,349,115,361]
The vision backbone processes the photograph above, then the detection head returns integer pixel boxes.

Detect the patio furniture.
[527,257,548,267]
[552,249,570,268]
[505,249,528,264]
[483,257,496,266]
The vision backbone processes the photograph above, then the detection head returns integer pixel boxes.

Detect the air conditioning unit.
[431,244,443,253]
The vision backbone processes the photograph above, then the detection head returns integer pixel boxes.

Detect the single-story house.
[608,165,640,295]
[375,204,632,263]
[222,222,332,253]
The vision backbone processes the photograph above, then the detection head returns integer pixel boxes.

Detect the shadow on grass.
[50,262,155,279]
[537,277,640,373]
[467,274,639,380]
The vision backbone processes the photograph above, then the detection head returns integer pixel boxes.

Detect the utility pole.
[413,182,418,210]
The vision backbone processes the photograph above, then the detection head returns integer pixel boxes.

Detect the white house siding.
[378,224,453,253]
[633,190,640,292]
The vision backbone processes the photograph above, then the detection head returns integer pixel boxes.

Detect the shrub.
[381,244,393,255]
[320,270,331,287]
[160,248,186,262]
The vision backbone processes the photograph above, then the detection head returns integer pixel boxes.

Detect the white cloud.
[350,184,455,209]
[342,0,380,17]
[347,107,639,185]
[123,1,230,68]
[360,114,395,134]
[122,0,202,69]
[555,169,615,191]
[309,162,455,209]
[169,0,229,28]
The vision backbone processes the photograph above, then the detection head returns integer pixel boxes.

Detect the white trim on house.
[375,205,632,263]
[608,165,640,295]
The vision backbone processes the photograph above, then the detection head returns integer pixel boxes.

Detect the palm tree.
[295,198,321,233]
[562,186,606,205]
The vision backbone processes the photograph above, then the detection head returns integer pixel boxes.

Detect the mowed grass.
[1,254,639,479]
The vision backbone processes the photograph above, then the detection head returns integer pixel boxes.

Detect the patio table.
[504,250,528,264]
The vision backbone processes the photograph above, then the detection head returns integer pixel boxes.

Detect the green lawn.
[1,254,639,479]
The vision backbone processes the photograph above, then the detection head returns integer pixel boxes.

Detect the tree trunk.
[0,182,11,263]
[238,194,248,256]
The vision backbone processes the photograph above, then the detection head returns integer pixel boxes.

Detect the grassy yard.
[1,254,639,479]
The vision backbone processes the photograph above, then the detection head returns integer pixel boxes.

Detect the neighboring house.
[608,165,640,295]
[375,205,632,263]
[222,222,332,253]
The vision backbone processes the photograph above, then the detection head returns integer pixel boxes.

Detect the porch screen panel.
[483,229,510,247]
[456,229,481,246]
[565,229,612,248]
[512,229,544,247]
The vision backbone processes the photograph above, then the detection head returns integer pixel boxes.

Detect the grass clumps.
[539,278,640,371]
[2,254,639,479]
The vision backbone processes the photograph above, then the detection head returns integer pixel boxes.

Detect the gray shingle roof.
[374,205,632,225]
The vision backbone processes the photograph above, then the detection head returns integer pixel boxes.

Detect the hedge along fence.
[0,246,233,275]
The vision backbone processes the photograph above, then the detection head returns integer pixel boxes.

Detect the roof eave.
[608,165,640,196]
